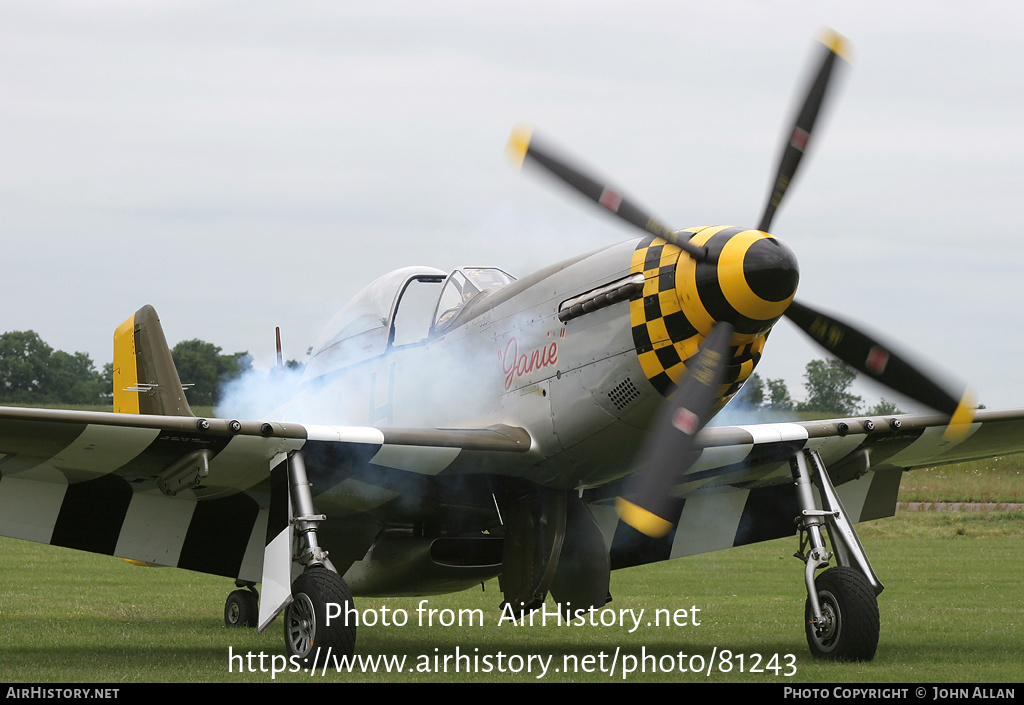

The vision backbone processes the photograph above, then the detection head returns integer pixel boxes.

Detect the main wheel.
[224,588,259,628]
[284,566,356,664]
[805,566,879,661]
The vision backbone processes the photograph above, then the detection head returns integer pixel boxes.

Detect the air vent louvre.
[608,378,641,410]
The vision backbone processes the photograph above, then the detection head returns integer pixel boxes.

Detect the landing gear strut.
[282,451,356,663]
[791,449,880,661]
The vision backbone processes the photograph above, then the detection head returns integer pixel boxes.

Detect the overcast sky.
[2,1,1022,412]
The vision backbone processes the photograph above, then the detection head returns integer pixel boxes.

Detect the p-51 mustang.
[1,32,1019,664]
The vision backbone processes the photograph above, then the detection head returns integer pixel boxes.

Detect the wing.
[0,405,530,582]
[596,407,1024,570]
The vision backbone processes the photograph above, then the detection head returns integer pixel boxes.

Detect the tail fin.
[112,305,194,417]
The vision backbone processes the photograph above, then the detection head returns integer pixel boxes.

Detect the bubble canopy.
[303,266,514,381]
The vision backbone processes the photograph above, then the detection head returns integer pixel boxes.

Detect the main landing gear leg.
[790,449,880,661]
[282,451,356,663]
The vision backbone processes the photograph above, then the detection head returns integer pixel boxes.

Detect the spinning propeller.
[508,30,976,537]
[507,126,709,262]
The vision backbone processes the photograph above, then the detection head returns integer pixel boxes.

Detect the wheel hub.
[811,590,841,650]
[286,594,317,656]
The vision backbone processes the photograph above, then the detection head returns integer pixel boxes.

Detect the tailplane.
[112,305,194,417]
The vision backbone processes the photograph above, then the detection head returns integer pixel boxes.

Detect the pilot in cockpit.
[435,277,480,330]
[433,268,515,333]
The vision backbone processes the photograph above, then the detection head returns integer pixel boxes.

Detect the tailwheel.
[805,566,879,661]
[224,586,259,628]
[284,565,357,664]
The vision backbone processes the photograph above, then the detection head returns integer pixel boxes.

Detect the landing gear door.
[258,460,293,632]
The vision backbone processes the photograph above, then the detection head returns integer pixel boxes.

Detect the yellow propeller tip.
[942,390,977,441]
[819,28,853,63]
[506,124,533,168]
[123,558,161,567]
[616,497,674,538]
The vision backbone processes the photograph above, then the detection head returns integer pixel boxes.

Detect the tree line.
[735,358,901,416]
[0,330,252,407]
[2,329,900,415]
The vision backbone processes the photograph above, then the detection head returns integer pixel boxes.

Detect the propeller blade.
[507,125,708,261]
[617,321,734,537]
[784,299,975,439]
[757,29,851,233]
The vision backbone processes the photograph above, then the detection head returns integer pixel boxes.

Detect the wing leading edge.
[599,408,1024,571]
[0,405,530,582]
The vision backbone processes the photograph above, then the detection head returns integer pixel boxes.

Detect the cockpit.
[303,266,515,381]
[432,267,516,333]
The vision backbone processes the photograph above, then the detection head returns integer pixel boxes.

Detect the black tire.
[284,566,356,664]
[805,566,880,661]
[224,589,258,628]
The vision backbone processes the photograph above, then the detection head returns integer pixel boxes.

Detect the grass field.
[1,512,1021,683]
[900,458,1024,504]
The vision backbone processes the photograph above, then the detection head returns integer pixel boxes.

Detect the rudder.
[113,305,194,417]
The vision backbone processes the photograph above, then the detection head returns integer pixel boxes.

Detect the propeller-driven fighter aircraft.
[1,31,1019,664]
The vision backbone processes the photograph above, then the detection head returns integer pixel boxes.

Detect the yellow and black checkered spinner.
[629,226,796,403]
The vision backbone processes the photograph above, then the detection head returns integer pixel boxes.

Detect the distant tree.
[0,331,53,402]
[865,397,902,415]
[171,339,251,406]
[733,372,765,408]
[279,346,311,372]
[0,331,104,405]
[46,350,104,404]
[764,377,795,411]
[798,359,862,415]
[101,362,114,398]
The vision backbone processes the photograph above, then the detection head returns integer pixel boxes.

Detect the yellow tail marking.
[112,313,140,414]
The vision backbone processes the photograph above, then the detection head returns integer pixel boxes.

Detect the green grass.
[900,458,1024,504]
[1,512,1021,683]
